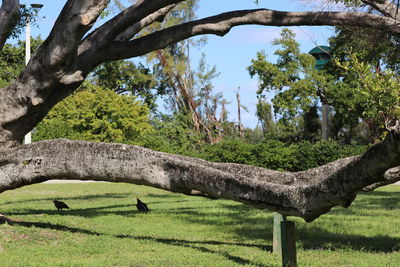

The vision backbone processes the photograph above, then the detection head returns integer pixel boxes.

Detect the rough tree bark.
[1,0,400,222]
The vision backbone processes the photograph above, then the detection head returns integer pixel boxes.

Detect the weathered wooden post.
[273,213,286,254]
[272,212,297,267]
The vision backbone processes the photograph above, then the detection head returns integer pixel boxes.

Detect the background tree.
[302,105,321,142]
[331,52,400,142]
[248,28,332,142]
[139,1,227,144]
[255,97,275,135]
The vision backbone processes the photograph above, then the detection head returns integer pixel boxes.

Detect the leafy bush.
[33,85,153,143]
[205,137,368,172]
[205,139,256,165]
[292,139,369,171]
[251,138,297,171]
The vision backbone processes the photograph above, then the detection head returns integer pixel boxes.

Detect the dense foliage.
[33,84,153,144]
[205,138,367,172]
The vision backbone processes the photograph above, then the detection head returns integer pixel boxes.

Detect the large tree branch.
[35,0,109,69]
[95,9,399,63]
[1,132,400,222]
[0,0,19,50]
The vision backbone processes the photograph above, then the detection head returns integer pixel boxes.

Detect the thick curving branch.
[78,0,183,64]
[1,132,400,222]
[95,8,400,64]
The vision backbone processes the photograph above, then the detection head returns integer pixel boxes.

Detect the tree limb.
[96,8,399,63]
[35,0,109,69]
[115,4,177,41]
[0,0,110,147]
[78,0,184,67]
[362,166,400,191]
[1,132,400,222]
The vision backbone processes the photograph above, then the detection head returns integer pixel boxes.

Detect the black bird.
[136,198,149,212]
[53,200,70,211]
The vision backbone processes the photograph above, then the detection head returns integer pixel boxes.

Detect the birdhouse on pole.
[308,46,332,70]
[309,45,332,141]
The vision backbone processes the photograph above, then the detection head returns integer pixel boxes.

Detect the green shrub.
[205,139,256,165]
[251,138,297,171]
[33,85,153,143]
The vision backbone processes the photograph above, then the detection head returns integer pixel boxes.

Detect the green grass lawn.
[0,182,399,266]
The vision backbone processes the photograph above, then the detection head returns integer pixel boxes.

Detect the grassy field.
[0,182,399,266]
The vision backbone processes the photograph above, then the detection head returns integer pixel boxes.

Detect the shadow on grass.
[297,226,400,252]
[5,203,137,217]
[3,188,400,255]
[10,220,273,267]
[166,202,400,253]
[353,191,400,210]
[0,193,131,205]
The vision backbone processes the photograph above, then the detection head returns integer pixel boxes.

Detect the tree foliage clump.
[329,53,400,142]
[33,84,153,144]
[92,60,159,111]
[248,28,335,142]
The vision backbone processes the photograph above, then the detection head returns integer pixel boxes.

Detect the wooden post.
[273,212,286,254]
[273,212,297,266]
[280,221,297,267]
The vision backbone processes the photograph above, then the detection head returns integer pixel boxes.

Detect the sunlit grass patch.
[0,182,399,266]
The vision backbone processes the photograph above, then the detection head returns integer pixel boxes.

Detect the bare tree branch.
[0,0,19,50]
[35,0,109,69]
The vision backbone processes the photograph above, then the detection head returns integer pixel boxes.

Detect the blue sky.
[19,0,338,128]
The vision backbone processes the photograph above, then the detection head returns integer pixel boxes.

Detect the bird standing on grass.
[53,200,70,211]
[136,198,149,212]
